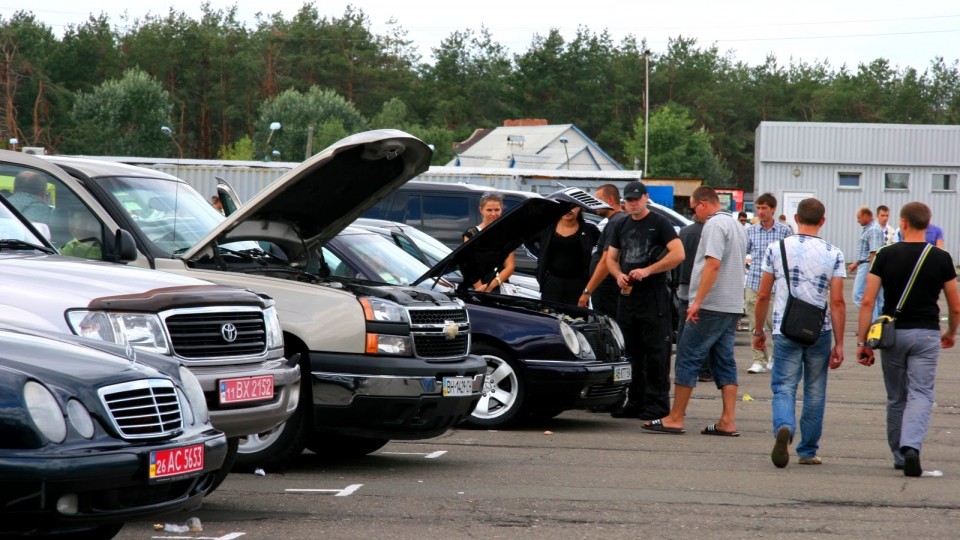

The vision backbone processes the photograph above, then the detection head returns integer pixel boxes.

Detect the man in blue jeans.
[642,186,746,436]
[753,198,846,467]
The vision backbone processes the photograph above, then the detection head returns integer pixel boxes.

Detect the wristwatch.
[857,341,867,347]
[582,289,591,295]
[752,329,764,336]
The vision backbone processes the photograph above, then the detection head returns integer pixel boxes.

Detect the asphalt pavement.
[116,278,960,540]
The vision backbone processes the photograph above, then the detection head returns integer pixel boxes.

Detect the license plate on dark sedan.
[614,365,632,382]
[442,376,473,396]
[149,444,204,480]
[219,375,274,404]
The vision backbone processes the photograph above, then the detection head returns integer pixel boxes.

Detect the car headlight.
[359,297,409,323]
[66,311,169,354]
[24,381,66,443]
[576,331,595,359]
[179,366,209,424]
[263,306,284,350]
[559,321,581,356]
[607,316,626,350]
[66,399,95,439]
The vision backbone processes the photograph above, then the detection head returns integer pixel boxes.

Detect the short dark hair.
[596,184,620,202]
[858,206,873,218]
[691,186,719,204]
[900,202,931,230]
[737,211,748,220]
[876,205,889,213]
[796,198,825,225]
[755,192,777,208]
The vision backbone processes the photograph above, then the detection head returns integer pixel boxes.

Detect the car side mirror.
[106,229,138,262]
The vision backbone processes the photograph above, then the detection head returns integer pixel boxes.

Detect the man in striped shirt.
[849,206,885,320]
[744,193,793,374]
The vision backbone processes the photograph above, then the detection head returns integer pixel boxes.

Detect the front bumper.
[308,352,486,440]
[188,357,301,438]
[0,430,227,536]
[522,358,631,410]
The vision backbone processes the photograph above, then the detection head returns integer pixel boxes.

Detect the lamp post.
[160,126,182,159]
[559,136,570,170]
[264,121,281,161]
[643,49,650,178]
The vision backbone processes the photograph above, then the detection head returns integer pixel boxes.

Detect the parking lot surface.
[116,280,960,539]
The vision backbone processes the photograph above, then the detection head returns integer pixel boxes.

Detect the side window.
[421,195,470,246]
[0,166,106,260]
[394,233,425,263]
[403,195,421,226]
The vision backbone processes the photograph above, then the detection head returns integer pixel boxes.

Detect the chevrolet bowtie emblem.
[443,320,459,340]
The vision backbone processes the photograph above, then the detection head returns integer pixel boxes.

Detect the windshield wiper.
[0,239,56,253]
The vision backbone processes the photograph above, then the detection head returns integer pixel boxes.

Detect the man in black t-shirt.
[857,201,960,477]
[606,181,684,419]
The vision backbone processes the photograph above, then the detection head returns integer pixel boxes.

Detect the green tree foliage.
[624,104,731,185]
[0,5,958,187]
[255,86,367,160]
[64,68,174,156]
[218,134,255,160]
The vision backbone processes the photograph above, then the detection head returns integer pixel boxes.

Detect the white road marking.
[285,483,363,496]
[379,450,447,459]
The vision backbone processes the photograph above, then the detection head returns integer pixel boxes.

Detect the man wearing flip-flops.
[642,186,746,437]
[752,198,846,468]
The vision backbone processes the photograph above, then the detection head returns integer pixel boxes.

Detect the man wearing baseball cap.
[606,180,685,420]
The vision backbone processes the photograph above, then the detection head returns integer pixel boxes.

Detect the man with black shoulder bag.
[857,202,960,477]
[753,198,846,468]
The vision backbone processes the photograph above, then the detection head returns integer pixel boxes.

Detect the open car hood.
[414,188,610,290]
[184,129,432,261]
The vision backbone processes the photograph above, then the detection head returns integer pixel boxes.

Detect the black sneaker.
[771,426,791,468]
[902,446,922,477]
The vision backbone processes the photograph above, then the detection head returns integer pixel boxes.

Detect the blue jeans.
[674,310,740,388]
[771,332,832,459]
[852,265,882,319]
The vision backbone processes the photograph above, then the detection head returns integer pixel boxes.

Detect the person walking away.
[849,206,885,320]
[463,191,515,293]
[857,202,960,477]
[745,193,793,374]
[579,184,625,316]
[753,198,846,467]
[642,186,746,435]
[606,181,684,420]
[676,214,711,382]
[529,206,599,305]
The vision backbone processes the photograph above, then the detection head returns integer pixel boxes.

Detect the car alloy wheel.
[464,344,525,428]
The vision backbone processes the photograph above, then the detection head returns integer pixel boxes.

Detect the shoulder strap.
[894,244,933,315]
[779,239,792,296]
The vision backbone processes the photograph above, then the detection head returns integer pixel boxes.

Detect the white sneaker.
[766,360,775,371]
[748,362,769,374]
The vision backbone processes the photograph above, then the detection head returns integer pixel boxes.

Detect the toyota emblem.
[221,323,238,343]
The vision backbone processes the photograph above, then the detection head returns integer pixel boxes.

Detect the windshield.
[399,225,452,265]
[327,232,433,286]
[0,199,47,245]
[98,176,252,254]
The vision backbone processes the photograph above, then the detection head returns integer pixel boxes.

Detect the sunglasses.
[481,191,503,201]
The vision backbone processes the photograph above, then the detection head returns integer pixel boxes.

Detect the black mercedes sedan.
[0,325,227,539]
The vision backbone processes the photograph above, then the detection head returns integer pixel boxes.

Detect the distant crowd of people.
[463,184,959,477]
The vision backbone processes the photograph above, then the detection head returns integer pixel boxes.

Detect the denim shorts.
[674,309,740,388]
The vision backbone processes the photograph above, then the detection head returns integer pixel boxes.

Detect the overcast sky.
[2,0,958,71]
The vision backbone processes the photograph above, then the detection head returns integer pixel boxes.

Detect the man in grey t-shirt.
[642,186,747,436]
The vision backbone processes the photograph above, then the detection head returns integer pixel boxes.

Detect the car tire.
[205,437,238,494]
[306,434,389,459]
[233,364,310,472]
[462,343,525,428]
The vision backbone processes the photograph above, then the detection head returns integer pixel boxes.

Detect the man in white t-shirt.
[753,198,846,468]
